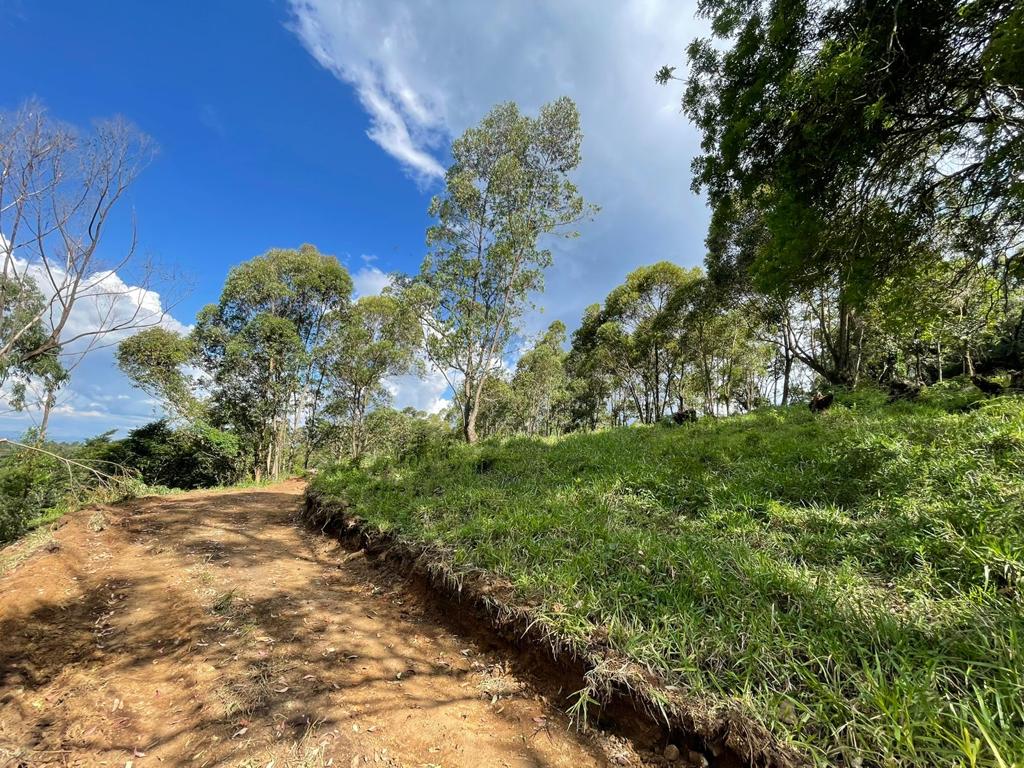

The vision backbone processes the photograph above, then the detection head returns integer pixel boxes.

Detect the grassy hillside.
[308,383,1024,767]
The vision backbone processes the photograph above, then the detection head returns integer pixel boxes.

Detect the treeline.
[115,98,592,475]
[113,239,1024,474]
[468,262,1024,440]
[117,2,1024,468]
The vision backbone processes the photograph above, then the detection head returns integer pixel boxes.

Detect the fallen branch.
[0,437,117,482]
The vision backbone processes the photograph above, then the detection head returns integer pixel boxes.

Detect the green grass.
[309,382,1024,767]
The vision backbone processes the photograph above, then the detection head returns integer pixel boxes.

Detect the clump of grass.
[310,382,1024,767]
[0,526,55,577]
[476,662,524,701]
[217,657,292,718]
[211,589,238,615]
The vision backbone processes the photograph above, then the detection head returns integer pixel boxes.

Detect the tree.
[473,375,518,439]
[401,98,592,443]
[120,246,352,481]
[584,263,703,424]
[510,321,569,436]
[1,101,162,425]
[321,295,419,460]
[208,245,352,467]
[663,0,1023,383]
[0,273,66,423]
[566,305,617,430]
[209,314,306,480]
[116,327,200,420]
[677,0,1022,290]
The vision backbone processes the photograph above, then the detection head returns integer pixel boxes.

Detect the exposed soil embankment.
[303,490,782,768]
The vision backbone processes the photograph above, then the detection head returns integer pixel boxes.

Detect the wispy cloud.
[288,1,446,182]
[199,103,227,137]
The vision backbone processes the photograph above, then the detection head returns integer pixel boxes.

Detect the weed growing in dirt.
[211,589,238,615]
[217,657,293,718]
[309,382,1024,767]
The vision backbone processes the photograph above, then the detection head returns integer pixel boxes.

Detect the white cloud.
[287,0,712,410]
[289,0,447,182]
[351,265,392,298]
[383,369,451,415]
[0,258,189,441]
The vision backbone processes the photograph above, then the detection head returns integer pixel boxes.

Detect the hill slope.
[308,384,1024,767]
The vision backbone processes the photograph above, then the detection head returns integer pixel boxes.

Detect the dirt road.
[0,482,624,767]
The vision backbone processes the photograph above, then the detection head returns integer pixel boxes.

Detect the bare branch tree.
[1,100,169,409]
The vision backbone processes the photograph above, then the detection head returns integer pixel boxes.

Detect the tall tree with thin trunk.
[191,246,351,480]
[321,294,419,460]
[401,98,592,443]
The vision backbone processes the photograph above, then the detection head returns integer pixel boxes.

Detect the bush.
[113,420,240,489]
[0,429,144,544]
[0,439,66,542]
[0,420,240,545]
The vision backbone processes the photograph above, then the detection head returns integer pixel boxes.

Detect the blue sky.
[2,0,709,440]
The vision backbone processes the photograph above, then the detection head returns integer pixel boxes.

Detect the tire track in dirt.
[0,481,641,767]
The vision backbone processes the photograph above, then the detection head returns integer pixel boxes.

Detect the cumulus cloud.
[287,0,712,412]
[351,264,392,298]
[0,258,188,440]
[383,370,451,415]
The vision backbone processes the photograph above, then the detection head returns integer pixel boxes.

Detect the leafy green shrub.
[0,439,66,542]
[113,420,240,489]
[0,430,148,544]
[0,420,239,545]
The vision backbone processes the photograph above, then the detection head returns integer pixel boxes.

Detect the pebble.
[663,744,681,762]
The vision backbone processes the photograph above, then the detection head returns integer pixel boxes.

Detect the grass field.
[308,383,1024,767]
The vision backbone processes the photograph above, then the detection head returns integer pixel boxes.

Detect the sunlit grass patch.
[309,383,1024,766]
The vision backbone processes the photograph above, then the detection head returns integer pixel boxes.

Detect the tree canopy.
[400,97,592,443]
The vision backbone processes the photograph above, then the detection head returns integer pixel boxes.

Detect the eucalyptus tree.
[192,245,351,479]
[472,375,518,439]
[565,305,616,430]
[401,97,592,443]
[120,246,352,480]
[673,0,1022,287]
[320,294,419,460]
[116,327,201,420]
[593,262,703,424]
[510,320,569,436]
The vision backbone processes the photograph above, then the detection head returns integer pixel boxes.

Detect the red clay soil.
[0,481,651,767]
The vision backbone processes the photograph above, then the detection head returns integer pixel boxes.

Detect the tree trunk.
[463,397,479,443]
[781,350,793,406]
[37,390,55,444]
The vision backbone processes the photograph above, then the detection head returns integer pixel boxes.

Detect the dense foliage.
[117,244,364,480]
[654,0,1023,388]
[0,420,239,543]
